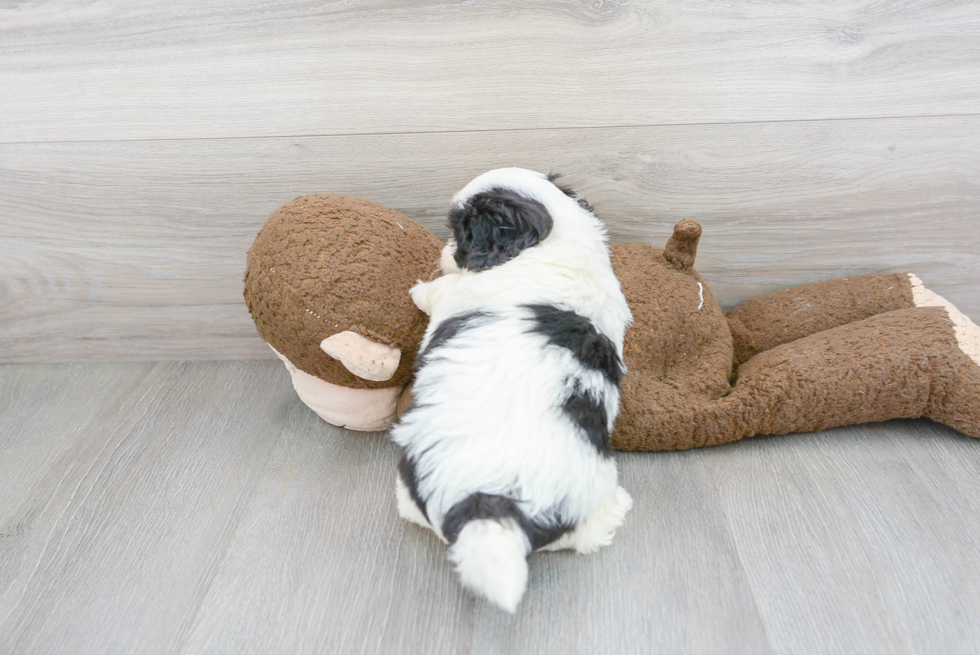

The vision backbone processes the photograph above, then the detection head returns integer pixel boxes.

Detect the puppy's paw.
[557,485,633,555]
[409,281,433,315]
[395,475,436,534]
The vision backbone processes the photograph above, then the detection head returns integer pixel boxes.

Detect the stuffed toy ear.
[664,220,702,271]
[320,331,401,382]
[448,188,553,271]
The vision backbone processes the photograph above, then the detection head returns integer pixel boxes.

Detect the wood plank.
[0,363,154,594]
[469,451,773,655]
[4,361,980,652]
[905,420,980,519]
[2,1,980,142]
[180,392,770,654]
[701,423,980,654]
[0,361,289,655]
[2,116,978,362]
[179,397,477,655]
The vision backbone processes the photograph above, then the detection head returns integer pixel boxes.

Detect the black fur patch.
[524,304,624,384]
[416,310,492,368]
[522,512,574,551]
[562,380,611,456]
[442,492,572,551]
[398,453,429,522]
[547,172,594,213]
[448,187,553,271]
[442,493,519,545]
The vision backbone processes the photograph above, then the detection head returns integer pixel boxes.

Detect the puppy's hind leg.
[543,485,633,555]
[395,475,435,532]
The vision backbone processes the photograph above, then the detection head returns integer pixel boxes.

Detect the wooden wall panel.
[2,0,980,142]
[2,115,977,362]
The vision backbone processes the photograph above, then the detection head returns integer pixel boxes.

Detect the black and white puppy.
[391,168,633,612]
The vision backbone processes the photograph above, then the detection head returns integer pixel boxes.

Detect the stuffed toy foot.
[727,272,919,366]
[907,275,980,436]
[718,303,980,444]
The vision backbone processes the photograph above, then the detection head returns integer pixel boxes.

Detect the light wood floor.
[1,360,979,655]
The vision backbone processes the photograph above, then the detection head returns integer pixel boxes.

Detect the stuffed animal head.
[244,194,443,429]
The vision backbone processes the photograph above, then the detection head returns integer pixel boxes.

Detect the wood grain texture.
[702,422,980,655]
[0,361,291,655]
[183,415,771,655]
[2,0,980,142]
[180,399,477,655]
[2,115,978,363]
[2,361,980,654]
[467,452,773,655]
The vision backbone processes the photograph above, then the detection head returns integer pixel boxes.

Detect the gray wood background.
[1,0,978,362]
[2,2,980,654]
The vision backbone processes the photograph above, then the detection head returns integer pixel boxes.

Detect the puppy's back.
[392,304,622,539]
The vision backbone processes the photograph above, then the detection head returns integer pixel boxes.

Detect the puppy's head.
[446,168,592,272]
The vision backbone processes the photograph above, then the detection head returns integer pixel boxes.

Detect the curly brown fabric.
[244,194,442,389]
[610,223,979,450]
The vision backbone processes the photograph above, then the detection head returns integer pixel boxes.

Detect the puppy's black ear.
[448,187,553,271]
[547,172,594,213]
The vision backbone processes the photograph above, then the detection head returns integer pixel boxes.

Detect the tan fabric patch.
[321,331,401,382]
[270,346,400,431]
[909,273,980,366]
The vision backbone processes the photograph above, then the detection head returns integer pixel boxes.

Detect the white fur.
[448,519,530,613]
[395,475,437,535]
[541,484,634,554]
[410,169,631,346]
[391,168,633,611]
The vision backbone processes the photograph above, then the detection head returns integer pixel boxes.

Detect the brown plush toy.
[244,194,441,430]
[611,223,980,450]
[245,196,980,450]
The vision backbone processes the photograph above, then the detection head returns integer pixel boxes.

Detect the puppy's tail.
[442,494,532,613]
